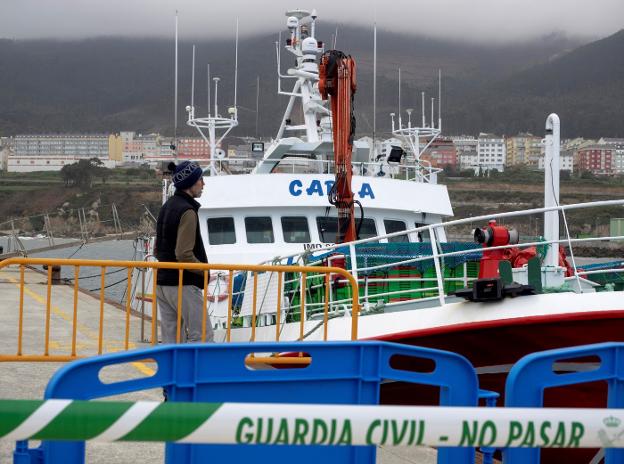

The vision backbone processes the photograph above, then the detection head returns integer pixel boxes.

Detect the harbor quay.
[0,265,163,463]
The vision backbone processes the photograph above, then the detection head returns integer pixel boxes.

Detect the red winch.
[474,220,573,278]
[453,220,535,302]
[457,219,573,302]
[474,220,520,279]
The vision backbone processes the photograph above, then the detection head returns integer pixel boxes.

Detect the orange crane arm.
[319,50,358,243]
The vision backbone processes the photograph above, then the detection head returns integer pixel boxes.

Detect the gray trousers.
[156,285,214,344]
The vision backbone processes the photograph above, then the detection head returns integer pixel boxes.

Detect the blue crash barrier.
[504,342,624,464]
[14,341,479,464]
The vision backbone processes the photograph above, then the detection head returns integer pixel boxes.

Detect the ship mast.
[274,9,330,143]
[389,71,444,182]
[186,19,239,176]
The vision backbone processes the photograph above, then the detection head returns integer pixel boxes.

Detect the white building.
[13,134,109,158]
[458,151,479,172]
[452,136,478,155]
[477,133,506,173]
[538,148,574,172]
[451,136,479,173]
[614,152,624,175]
[8,156,116,173]
[9,133,113,172]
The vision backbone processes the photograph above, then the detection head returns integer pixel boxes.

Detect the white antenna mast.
[398,68,402,128]
[391,75,441,179]
[234,18,239,118]
[191,45,196,111]
[255,76,260,138]
[431,97,434,128]
[438,69,442,131]
[213,77,219,117]
[173,11,179,158]
[207,64,211,117]
[373,22,377,150]
[273,9,327,144]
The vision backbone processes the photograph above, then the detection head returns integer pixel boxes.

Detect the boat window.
[245,217,274,243]
[317,216,378,242]
[415,223,431,242]
[281,217,311,243]
[358,218,378,240]
[207,217,236,245]
[384,220,408,243]
[316,217,337,243]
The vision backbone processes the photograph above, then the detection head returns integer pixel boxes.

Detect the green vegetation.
[59,159,158,188]
[60,158,109,188]
[0,168,161,232]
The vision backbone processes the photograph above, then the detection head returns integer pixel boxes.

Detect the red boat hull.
[374,310,624,463]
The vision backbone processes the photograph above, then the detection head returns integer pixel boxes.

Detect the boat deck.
[0,266,440,463]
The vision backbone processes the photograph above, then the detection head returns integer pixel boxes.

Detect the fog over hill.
[0,25,622,139]
[445,29,624,137]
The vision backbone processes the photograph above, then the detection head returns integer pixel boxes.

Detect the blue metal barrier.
[478,389,500,464]
[504,342,624,464]
[15,341,478,464]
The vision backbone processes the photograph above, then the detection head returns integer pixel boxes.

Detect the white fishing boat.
[173,13,624,461]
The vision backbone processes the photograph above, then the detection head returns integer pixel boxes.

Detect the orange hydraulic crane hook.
[319,50,359,244]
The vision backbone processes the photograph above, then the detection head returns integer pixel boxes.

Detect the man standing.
[155,161,214,344]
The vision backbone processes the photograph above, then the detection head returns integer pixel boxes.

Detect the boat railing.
[200,157,261,174]
[0,258,359,362]
[271,157,440,182]
[201,156,440,182]
[264,199,624,313]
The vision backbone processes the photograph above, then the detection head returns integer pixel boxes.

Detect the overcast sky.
[1,0,623,43]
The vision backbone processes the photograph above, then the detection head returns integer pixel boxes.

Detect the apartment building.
[477,133,506,172]
[538,149,574,172]
[8,134,112,172]
[598,138,624,175]
[451,136,478,172]
[577,146,614,176]
[420,137,457,169]
[13,134,110,158]
[176,137,210,159]
[506,133,542,166]
[106,132,165,162]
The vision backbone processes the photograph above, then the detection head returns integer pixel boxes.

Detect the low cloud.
[1,0,622,43]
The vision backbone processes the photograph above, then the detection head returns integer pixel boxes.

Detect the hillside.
[0,25,604,139]
[444,29,624,137]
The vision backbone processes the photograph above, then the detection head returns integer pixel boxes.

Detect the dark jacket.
[155,190,207,287]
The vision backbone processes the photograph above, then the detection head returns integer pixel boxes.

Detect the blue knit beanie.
[169,161,203,190]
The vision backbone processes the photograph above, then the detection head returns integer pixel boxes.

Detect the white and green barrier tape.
[1,400,624,449]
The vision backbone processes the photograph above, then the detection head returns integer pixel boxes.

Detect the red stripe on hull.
[370,309,624,347]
